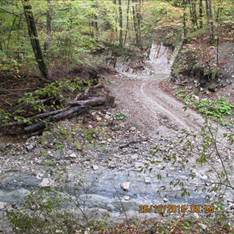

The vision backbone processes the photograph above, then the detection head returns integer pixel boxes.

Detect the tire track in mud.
[140,80,205,131]
[110,76,205,136]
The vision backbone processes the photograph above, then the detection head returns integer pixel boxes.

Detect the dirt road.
[108,42,207,137]
[109,76,205,137]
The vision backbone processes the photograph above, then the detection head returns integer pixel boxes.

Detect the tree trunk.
[199,0,203,28]
[188,0,197,31]
[207,0,215,42]
[118,0,123,47]
[44,0,52,54]
[183,1,188,39]
[21,0,48,79]
[124,0,131,45]
[136,1,142,47]
[132,5,139,46]
[113,0,118,37]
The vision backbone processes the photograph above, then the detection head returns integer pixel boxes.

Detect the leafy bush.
[7,188,80,234]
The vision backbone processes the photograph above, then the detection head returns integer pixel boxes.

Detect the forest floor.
[0,40,233,233]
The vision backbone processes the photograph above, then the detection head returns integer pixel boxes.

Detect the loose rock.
[144,177,151,184]
[121,182,130,191]
[92,165,99,170]
[39,178,54,187]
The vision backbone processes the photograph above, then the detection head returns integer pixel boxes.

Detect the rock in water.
[121,182,130,191]
[92,165,99,170]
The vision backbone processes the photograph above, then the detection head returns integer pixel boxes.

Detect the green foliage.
[115,112,127,121]
[0,78,90,127]
[7,188,79,234]
[176,90,234,121]
[194,98,233,120]
[82,128,96,143]
[0,108,12,124]
[18,78,90,113]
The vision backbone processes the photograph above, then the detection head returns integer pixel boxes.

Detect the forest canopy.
[0,0,233,79]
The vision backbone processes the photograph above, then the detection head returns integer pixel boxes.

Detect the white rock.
[134,162,144,168]
[69,153,77,158]
[199,223,207,230]
[105,114,112,120]
[193,213,200,219]
[131,154,138,160]
[108,163,116,169]
[92,165,99,170]
[123,196,130,201]
[121,182,130,191]
[0,202,7,210]
[84,228,90,234]
[163,198,168,203]
[36,173,44,179]
[40,178,54,187]
[55,230,63,233]
[192,95,199,101]
[96,116,102,121]
[26,143,35,152]
[144,177,151,184]
[47,150,53,156]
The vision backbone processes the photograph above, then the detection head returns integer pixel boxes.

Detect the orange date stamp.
[139,204,215,214]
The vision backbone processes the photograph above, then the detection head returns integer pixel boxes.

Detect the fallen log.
[69,96,107,107]
[24,106,87,134]
[0,95,114,135]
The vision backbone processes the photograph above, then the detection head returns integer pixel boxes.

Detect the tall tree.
[199,0,203,28]
[124,0,131,45]
[183,0,188,39]
[190,0,198,30]
[21,0,48,79]
[118,0,123,47]
[206,0,215,42]
[44,0,52,54]
[136,0,142,47]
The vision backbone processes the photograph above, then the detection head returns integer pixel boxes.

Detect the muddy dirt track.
[110,77,205,136]
[108,42,208,137]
